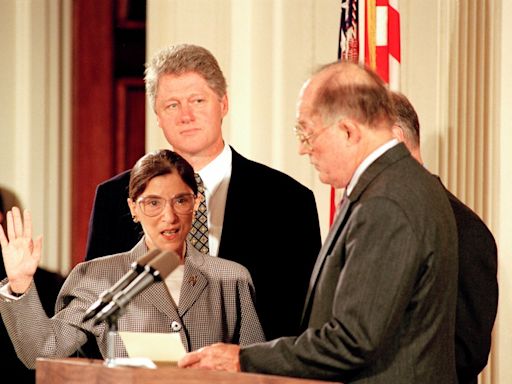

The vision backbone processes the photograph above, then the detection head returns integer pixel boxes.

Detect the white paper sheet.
[119,331,186,364]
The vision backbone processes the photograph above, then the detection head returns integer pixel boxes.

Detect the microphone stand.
[95,250,180,367]
[104,310,122,367]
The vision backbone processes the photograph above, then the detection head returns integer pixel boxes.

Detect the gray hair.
[390,91,420,149]
[144,44,228,110]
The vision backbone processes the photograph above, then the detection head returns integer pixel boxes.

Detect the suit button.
[171,321,182,332]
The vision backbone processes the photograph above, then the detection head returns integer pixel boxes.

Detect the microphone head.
[83,249,162,323]
[132,248,161,271]
[137,248,162,265]
[147,250,181,279]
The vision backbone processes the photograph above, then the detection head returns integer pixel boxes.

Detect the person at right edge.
[84,44,322,341]
[390,91,499,384]
[178,61,459,383]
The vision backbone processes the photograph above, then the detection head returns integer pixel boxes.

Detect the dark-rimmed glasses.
[137,193,196,217]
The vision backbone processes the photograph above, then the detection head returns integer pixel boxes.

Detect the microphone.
[93,250,180,325]
[83,249,161,322]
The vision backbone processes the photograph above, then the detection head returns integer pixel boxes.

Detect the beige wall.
[400,1,510,382]
[0,1,15,181]
[495,1,512,382]
[0,0,72,273]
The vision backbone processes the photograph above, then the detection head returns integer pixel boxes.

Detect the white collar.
[346,139,399,196]
[195,143,232,192]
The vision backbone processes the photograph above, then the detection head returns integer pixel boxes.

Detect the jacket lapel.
[217,146,243,260]
[144,281,179,318]
[177,248,208,317]
[125,240,179,319]
[301,143,411,325]
[350,142,410,200]
[301,197,351,324]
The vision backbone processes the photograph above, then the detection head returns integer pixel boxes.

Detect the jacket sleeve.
[0,279,90,369]
[237,269,266,345]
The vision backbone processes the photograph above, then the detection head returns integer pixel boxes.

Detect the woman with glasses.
[0,149,265,369]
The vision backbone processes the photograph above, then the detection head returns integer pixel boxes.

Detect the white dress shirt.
[195,143,232,257]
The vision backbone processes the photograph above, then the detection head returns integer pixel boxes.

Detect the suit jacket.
[441,184,498,384]
[0,239,264,369]
[85,146,321,340]
[239,143,459,383]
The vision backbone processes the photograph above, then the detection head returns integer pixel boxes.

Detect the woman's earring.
[132,215,138,223]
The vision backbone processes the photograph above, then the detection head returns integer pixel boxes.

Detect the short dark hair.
[128,150,198,201]
[390,91,420,149]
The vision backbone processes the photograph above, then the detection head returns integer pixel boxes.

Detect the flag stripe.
[388,1,400,89]
[388,5,400,61]
[330,187,337,225]
[332,0,361,226]
[365,0,377,69]
[376,46,389,83]
[376,6,388,46]
[332,0,400,226]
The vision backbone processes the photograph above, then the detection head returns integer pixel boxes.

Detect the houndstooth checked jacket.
[0,238,265,369]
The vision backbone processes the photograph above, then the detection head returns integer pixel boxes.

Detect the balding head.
[295,61,397,189]
[309,61,396,129]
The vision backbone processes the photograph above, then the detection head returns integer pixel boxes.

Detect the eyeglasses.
[293,123,332,150]
[137,193,196,217]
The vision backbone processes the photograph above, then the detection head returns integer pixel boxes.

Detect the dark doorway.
[71,0,146,266]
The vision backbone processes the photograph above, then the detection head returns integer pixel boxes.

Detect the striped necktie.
[188,173,209,254]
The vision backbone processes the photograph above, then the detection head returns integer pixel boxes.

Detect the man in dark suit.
[84,44,321,341]
[390,91,499,384]
[178,62,459,383]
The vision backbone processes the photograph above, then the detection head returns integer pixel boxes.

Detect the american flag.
[330,0,401,225]
[339,0,359,62]
[361,0,401,88]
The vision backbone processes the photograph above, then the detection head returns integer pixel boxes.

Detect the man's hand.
[178,343,241,372]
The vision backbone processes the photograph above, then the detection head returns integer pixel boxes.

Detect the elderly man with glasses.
[179,61,459,384]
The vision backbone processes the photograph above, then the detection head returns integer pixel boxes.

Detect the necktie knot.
[194,173,205,193]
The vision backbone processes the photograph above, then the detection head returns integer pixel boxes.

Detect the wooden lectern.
[36,358,341,384]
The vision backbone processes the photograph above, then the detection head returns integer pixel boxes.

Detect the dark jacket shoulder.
[230,147,313,193]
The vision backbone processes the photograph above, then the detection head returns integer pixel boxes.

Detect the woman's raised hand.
[0,207,41,294]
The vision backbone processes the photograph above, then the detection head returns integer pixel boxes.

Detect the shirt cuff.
[0,283,25,300]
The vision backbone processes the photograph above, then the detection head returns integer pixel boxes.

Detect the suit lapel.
[350,143,410,200]
[125,240,180,319]
[144,281,179,318]
[301,198,351,323]
[301,143,410,325]
[177,250,208,317]
[217,146,243,260]
[138,264,208,320]
[126,243,209,319]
